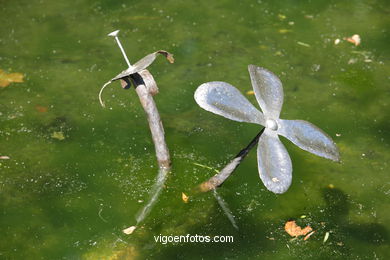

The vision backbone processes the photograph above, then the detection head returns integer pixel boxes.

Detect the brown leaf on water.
[35,105,48,113]
[284,220,313,237]
[0,69,24,88]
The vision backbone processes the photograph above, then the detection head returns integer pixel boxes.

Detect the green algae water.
[1,0,389,259]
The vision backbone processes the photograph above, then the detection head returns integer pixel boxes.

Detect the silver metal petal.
[257,129,292,194]
[111,50,174,81]
[248,65,284,119]
[194,82,265,125]
[277,119,340,161]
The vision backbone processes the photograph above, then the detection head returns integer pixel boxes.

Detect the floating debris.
[126,16,160,21]
[35,105,48,113]
[279,29,292,34]
[304,231,315,241]
[123,226,136,235]
[334,39,341,45]
[192,162,219,173]
[181,192,189,203]
[284,220,313,237]
[278,14,287,21]
[297,41,311,47]
[348,58,358,64]
[323,231,330,243]
[51,131,65,140]
[98,208,108,223]
[345,34,361,46]
[0,69,24,88]
[0,156,10,159]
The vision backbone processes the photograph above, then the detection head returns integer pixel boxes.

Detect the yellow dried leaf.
[51,131,65,140]
[246,90,255,95]
[284,220,313,237]
[0,69,24,88]
[181,192,189,203]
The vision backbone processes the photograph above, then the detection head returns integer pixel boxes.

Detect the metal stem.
[108,30,132,68]
[198,128,265,192]
[114,37,131,68]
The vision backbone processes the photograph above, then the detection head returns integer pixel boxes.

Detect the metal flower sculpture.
[99,30,174,234]
[194,65,340,194]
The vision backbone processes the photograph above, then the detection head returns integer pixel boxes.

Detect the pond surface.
[1,0,389,259]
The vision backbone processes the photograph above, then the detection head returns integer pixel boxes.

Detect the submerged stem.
[135,167,170,225]
[212,189,238,230]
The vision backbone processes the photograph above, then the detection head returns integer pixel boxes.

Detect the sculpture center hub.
[265,119,278,131]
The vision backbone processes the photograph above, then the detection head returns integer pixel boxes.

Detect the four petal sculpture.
[194,65,340,194]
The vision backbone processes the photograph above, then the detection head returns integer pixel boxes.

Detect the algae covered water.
[0,0,389,259]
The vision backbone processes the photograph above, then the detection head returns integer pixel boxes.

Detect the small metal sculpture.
[194,65,340,194]
[99,30,173,233]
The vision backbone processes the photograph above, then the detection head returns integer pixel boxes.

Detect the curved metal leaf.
[257,129,292,194]
[111,50,174,81]
[194,81,265,125]
[277,119,340,161]
[248,65,284,119]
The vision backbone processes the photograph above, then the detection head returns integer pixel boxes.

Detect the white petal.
[277,119,340,161]
[194,82,265,125]
[248,65,284,119]
[257,129,292,194]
